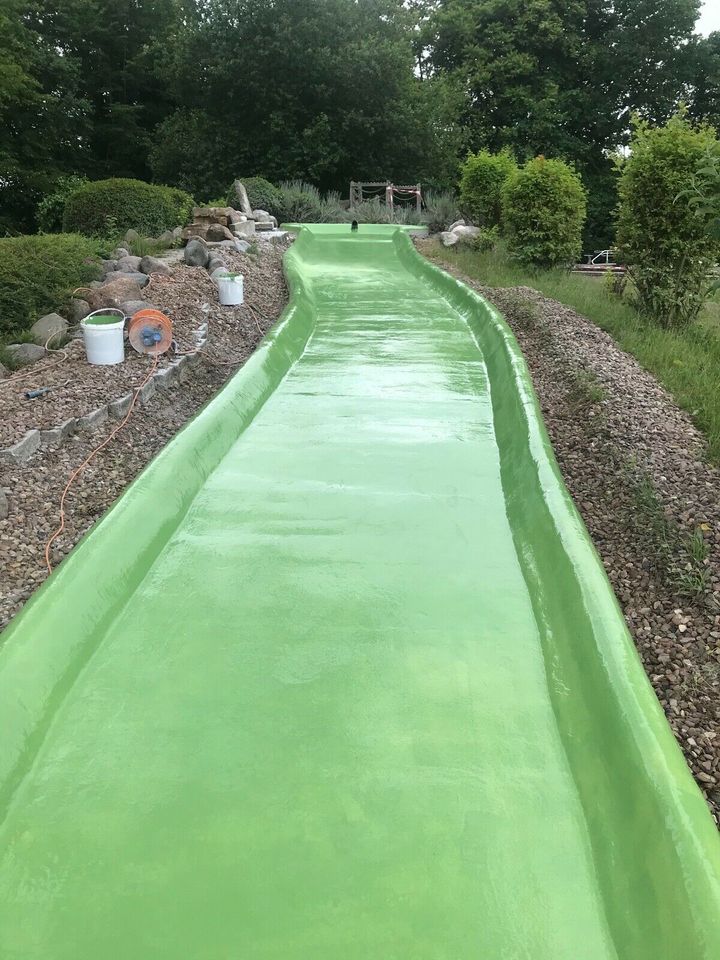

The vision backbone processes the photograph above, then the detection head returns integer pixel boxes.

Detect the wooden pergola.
[350,180,422,215]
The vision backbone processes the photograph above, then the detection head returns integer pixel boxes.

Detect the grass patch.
[426,241,720,462]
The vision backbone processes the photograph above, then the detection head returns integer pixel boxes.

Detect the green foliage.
[228,177,282,215]
[0,234,100,339]
[468,225,500,253]
[502,157,587,268]
[150,0,459,199]
[36,176,89,233]
[63,178,193,238]
[275,181,325,223]
[616,113,720,328]
[422,0,702,183]
[459,149,516,226]
[424,191,461,234]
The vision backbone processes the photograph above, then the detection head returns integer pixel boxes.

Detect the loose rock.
[69,299,91,323]
[116,255,142,272]
[102,270,150,288]
[5,343,47,364]
[30,312,68,345]
[88,278,144,309]
[184,239,210,268]
[140,256,171,276]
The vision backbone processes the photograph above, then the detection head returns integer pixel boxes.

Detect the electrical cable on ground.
[0,330,70,390]
[43,354,159,575]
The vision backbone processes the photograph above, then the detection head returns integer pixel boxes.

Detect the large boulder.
[120,300,158,317]
[234,239,251,254]
[158,229,175,245]
[100,258,118,274]
[69,298,91,323]
[102,270,149,288]
[140,255,171,276]
[440,224,481,247]
[116,255,142,272]
[182,224,209,241]
[252,209,270,221]
[206,223,234,242]
[172,226,184,239]
[5,343,47,364]
[30,312,68,345]
[231,180,254,218]
[447,219,466,232]
[184,238,210,268]
[227,210,246,224]
[88,277,144,309]
[230,220,256,238]
[124,229,139,243]
[111,246,130,260]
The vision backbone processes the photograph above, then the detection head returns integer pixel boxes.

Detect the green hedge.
[63,178,194,237]
[227,176,282,214]
[502,157,587,268]
[459,149,517,227]
[0,234,101,339]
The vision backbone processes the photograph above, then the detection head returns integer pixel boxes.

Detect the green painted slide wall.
[0,224,718,958]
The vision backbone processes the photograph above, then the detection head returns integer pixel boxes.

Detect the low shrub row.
[0,234,101,339]
[455,149,587,268]
[63,178,194,237]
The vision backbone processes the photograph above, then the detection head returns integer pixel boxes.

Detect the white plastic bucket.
[81,309,126,365]
[218,273,244,306]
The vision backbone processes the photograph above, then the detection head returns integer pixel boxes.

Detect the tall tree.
[0,0,91,232]
[419,0,703,246]
[149,0,462,199]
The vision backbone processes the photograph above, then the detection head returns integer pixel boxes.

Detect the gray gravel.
[422,246,720,821]
[0,239,291,634]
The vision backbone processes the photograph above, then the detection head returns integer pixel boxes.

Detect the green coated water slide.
[1,224,720,958]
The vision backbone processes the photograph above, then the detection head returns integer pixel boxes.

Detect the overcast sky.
[698,1,720,35]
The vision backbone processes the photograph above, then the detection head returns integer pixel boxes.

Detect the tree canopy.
[0,0,718,239]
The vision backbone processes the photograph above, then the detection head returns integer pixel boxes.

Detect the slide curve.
[0,224,719,958]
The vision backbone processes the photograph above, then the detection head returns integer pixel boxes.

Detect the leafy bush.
[424,191,461,233]
[468,225,500,253]
[36,176,89,233]
[459,149,517,226]
[63,178,194,237]
[0,234,101,339]
[617,114,720,327]
[275,180,325,222]
[502,156,587,268]
[227,176,282,214]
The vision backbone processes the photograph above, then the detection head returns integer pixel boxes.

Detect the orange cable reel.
[127,309,173,356]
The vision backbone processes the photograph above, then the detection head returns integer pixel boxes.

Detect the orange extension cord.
[43,355,159,575]
[42,300,267,574]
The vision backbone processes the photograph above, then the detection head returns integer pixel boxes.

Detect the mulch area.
[418,242,720,821]
[0,237,292,631]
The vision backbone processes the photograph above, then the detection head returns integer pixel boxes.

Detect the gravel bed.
[0,238,291,632]
[419,243,720,821]
[0,269,208,448]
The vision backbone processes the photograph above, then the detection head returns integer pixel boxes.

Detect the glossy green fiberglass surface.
[1,225,720,958]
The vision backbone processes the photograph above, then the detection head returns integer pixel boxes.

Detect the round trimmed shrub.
[502,157,587,268]
[0,233,101,338]
[227,176,282,214]
[616,114,720,328]
[459,149,517,226]
[63,178,194,237]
